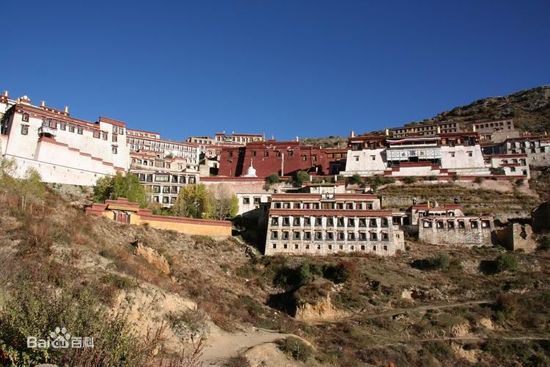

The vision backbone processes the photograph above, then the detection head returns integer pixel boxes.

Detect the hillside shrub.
[515,178,524,187]
[537,236,550,251]
[277,337,312,362]
[274,260,322,290]
[412,253,451,271]
[322,260,357,284]
[166,308,210,342]
[0,285,159,367]
[495,253,520,273]
[474,177,484,184]
[224,354,251,367]
[402,176,417,184]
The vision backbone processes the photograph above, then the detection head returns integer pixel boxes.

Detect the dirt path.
[200,328,292,365]
[359,299,493,320]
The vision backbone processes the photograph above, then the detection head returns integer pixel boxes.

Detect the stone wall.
[496,223,537,252]
[419,216,493,246]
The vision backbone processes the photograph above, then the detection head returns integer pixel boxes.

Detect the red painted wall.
[218,141,346,178]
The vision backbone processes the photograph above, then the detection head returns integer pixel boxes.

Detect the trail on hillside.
[357,299,494,320]
[200,328,292,365]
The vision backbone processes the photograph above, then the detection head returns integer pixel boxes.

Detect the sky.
[1,0,549,141]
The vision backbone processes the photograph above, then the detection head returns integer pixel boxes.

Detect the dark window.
[21,124,29,135]
[77,127,83,134]
[243,197,250,205]
[22,113,29,122]
[59,122,66,130]
[69,125,75,132]
[93,130,100,138]
[112,146,118,154]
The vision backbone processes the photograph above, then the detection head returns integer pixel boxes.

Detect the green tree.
[347,173,364,186]
[265,173,280,185]
[92,172,147,207]
[208,184,239,220]
[293,171,310,187]
[173,184,212,219]
[18,168,47,210]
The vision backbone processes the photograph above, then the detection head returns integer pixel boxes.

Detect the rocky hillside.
[406,85,550,133]
[1,175,550,366]
[304,85,550,145]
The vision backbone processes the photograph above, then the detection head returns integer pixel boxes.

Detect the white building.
[343,133,494,177]
[127,128,200,170]
[1,94,129,186]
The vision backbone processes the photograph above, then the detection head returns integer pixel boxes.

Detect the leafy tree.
[265,173,280,185]
[93,172,147,207]
[18,168,47,210]
[402,176,417,184]
[347,173,364,187]
[293,171,310,187]
[208,184,239,220]
[173,184,212,219]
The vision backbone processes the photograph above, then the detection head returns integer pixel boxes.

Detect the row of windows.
[475,121,511,129]
[21,113,124,138]
[271,216,389,227]
[132,158,186,170]
[128,138,197,152]
[271,230,390,241]
[150,185,181,194]
[152,196,177,204]
[242,197,262,205]
[137,173,196,184]
[272,243,390,252]
[422,219,491,229]
[272,201,375,210]
[130,145,197,158]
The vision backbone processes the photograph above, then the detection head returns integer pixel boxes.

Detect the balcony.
[38,126,56,137]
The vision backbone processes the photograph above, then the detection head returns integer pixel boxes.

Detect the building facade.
[418,215,494,246]
[127,128,200,169]
[218,141,347,178]
[265,193,405,256]
[130,152,199,207]
[86,197,232,236]
[1,95,129,186]
[343,133,492,177]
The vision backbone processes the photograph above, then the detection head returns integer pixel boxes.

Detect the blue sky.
[2,0,549,141]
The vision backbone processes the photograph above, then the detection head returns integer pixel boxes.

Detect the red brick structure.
[218,141,347,178]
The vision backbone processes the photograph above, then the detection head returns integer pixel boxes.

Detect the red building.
[217,141,347,178]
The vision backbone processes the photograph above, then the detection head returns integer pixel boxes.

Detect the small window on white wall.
[112,146,118,154]
[22,113,29,122]
[21,125,29,135]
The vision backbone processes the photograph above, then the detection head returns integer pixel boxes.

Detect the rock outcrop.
[293,280,349,323]
[132,241,171,275]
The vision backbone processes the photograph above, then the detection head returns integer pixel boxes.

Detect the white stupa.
[244,159,257,177]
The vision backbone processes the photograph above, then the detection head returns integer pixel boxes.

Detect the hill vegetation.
[1,158,550,366]
[409,85,550,134]
[304,85,550,146]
